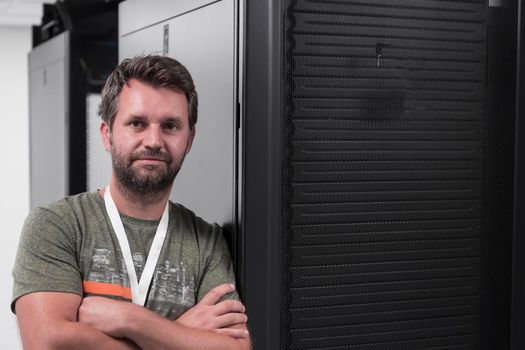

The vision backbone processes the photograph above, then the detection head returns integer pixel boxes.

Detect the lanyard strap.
[103,186,169,306]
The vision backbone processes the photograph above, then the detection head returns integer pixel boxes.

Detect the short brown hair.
[99,55,198,129]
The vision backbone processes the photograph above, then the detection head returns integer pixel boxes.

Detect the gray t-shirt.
[12,191,238,320]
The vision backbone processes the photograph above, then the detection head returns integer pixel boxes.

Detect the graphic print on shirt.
[83,248,195,318]
[150,260,194,305]
[88,248,129,285]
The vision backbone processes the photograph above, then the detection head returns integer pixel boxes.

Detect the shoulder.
[25,192,103,230]
[168,202,226,250]
[169,202,220,233]
[33,191,101,213]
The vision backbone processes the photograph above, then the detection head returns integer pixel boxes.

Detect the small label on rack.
[163,24,169,55]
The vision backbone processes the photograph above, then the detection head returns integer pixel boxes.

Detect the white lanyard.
[103,186,169,306]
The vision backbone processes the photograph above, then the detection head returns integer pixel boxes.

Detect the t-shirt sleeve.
[195,223,240,303]
[11,206,83,312]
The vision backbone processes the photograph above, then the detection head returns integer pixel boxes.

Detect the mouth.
[135,158,167,164]
[130,151,171,166]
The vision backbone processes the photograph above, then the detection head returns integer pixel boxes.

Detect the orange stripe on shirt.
[82,281,132,300]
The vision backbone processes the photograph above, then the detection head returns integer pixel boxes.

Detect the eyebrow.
[127,115,147,121]
[162,116,183,123]
[126,115,183,122]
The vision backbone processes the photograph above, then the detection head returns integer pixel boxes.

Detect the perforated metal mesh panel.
[281,1,489,348]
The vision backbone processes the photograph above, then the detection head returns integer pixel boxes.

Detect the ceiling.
[0,0,46,27]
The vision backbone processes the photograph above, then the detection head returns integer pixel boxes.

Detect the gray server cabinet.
[118,0,237,228]
[86,93,110,192]
[29,32,69,209]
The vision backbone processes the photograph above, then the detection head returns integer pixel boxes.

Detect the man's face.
[101,78,195,197]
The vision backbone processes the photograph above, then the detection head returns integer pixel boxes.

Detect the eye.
[163,121,179,131]
[130,120,143,128]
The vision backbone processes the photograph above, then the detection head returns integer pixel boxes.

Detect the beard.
[111,145,185,202]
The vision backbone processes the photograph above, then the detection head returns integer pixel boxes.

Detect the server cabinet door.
[276,1,511,349]
[29,32,69,209]
[86,93,112,192]
[166,0,236,227]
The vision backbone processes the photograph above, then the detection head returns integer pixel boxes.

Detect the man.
[12,55,251,349]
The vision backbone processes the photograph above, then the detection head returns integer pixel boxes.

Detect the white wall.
[0,26,31,349]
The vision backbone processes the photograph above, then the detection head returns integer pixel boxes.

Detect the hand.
[79,296,137,339]
[175,283,249,339]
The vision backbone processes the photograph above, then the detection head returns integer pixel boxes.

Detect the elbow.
[236,337,252,350]
[46,327,73,350]
[36,333,60,350]
[22,321,77,350]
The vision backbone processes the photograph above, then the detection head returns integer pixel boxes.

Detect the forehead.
[116,79,189,120]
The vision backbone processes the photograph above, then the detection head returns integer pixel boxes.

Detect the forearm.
[78,288,251,350]
[15,292,140,350]
[21,320,139,350]
[120,303,250,350]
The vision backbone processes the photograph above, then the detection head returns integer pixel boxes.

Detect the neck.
[104,176,171,220]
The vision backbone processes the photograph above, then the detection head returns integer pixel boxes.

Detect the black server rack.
[243,0,519,348]
[512,0,525,348]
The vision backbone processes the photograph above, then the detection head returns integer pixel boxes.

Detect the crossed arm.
[15,284,251,350]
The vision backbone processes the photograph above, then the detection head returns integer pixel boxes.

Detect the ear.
[100,121,111,152]
[185,127,196,155]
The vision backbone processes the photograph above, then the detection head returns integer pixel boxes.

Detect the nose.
[144,125,163,150]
